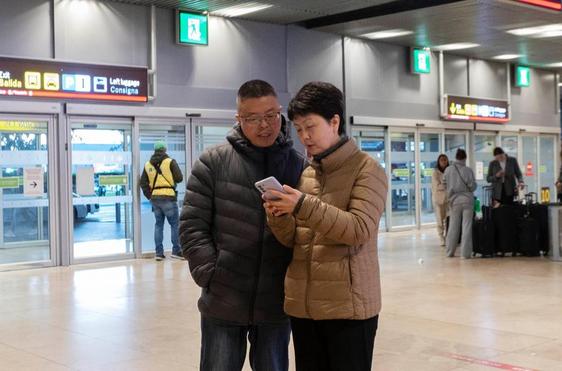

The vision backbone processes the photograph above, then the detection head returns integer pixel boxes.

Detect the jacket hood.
[227,115,293,155]
[150,149,169,166]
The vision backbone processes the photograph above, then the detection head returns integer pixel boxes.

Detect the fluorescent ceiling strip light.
[433,42,480,51]
[545,62,562,67]
[361,29,413,40]
[493,54,522,60]
[211,2,273,17]
[507,23,562,38]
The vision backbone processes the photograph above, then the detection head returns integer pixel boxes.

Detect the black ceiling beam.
[301,0,465,29]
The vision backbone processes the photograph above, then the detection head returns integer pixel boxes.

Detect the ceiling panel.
[100,0,562,71]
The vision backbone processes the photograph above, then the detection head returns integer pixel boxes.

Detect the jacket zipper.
[305,170,326,318]
[248,153,267,325]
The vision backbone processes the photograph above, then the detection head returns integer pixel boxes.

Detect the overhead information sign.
[444,95,509,123]
[515,0,561,11]
[0,120,41,132]
[177,10,209,46]
[0,57,148,102]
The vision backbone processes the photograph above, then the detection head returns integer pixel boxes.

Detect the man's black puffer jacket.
[180,118,305,325]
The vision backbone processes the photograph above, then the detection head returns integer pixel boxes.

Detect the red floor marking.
[445,353,539,371]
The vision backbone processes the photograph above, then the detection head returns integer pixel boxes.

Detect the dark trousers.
[290,315,379,371]
[497,186,514,205]
[200,316,290,371]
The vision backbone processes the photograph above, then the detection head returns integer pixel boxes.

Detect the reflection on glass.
[522,136,538,194]
[139,125,186,253]
[474,134,496,205]
[0,123,50,265]
[71,125,133,259]
[501,135,518,158]
[445,133,466,162]
[193,125,232,161]
[352,128,386,231]
[390,132,415,227]
[540,136,555,202]
[420,133,441,224]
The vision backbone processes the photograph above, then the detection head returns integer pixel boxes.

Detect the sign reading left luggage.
[0,57,148,103]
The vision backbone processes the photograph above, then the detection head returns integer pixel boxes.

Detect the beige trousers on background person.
[433,202,447,245]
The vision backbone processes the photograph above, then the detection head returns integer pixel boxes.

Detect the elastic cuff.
[293,194,306,216]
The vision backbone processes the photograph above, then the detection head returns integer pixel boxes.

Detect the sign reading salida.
[0,57,148,103]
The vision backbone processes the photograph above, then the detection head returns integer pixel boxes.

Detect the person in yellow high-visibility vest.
[140,140,184,260]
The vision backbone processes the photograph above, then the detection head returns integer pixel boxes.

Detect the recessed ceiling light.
[212,2,273,17]
[433,43,480,51]
[360,29,413,40]
[493,54,522,60]
[507,23,562,38]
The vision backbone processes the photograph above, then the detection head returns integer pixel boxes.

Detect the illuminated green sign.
[411,49,431,74]
[177,10,208,46]
[515,66,530,87]
[0,177,21,188]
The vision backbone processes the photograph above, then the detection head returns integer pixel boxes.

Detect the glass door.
[0,116,56,268]
[445,132,469,162]
[389,130,416,228]
[70,119,134,261]
[500,135,518,158]
[473,132,497,204]
[191,120,233,162]
[539,135,556,202]
[521,136,538,194]
[352,127,387,231]
[139,122,187,255]
[419,132,442,225]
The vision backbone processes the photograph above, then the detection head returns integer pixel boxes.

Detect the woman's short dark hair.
[456,149,467,161]
[237,80,277,101]
[493,147,505,156]
[288,81,345,135]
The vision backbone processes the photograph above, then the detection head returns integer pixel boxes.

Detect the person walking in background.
[432,154,449,246]
[180,80,305,371]
[140,140,184,261]
[487,147,523,206]
[264,81,387,371]
[443,149,476,259]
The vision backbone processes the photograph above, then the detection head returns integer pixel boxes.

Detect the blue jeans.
[151,198,180,256]
[200,316,290,371]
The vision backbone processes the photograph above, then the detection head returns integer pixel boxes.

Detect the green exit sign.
[515,65,531,87]
[411,48,431,74]
[176,10,208,46]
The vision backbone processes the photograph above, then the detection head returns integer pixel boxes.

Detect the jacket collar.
[311,138,359,174]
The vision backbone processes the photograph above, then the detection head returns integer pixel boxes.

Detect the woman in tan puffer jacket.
[263,82,388,371]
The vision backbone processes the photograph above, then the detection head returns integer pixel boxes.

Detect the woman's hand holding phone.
[263,185,302,217]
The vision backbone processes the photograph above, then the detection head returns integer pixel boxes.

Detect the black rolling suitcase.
[529,203,549,254]
[493,204,524,256]
[518,193,542,256]
[472,205,495,257]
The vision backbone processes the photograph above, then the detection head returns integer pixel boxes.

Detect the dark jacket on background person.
[140,149,183,201]
[180,117,306,325]
[486,155,522,201]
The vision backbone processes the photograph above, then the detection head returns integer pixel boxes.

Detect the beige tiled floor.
[1,230,561,370]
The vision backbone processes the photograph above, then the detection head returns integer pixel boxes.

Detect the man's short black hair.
[493,147,505,156]
[288,81,346,135]
[456,149,467,161]
[237,80,277,101]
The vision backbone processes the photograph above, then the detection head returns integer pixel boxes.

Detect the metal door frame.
[135,117,190,258]
[67,115,136,265]
[0,113,59,271]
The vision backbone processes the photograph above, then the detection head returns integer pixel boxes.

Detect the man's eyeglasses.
[240,112,281,126]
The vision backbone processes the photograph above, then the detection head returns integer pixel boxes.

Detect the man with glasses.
[180,80,305,371]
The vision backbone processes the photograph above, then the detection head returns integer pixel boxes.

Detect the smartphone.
[255,176,285,200]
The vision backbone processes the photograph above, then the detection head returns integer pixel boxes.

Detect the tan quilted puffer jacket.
[268,139,388,320]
